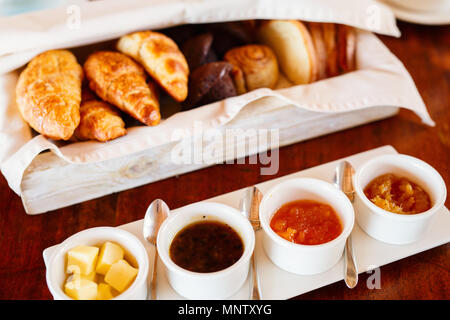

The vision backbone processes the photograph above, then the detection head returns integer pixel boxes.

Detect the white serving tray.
[43,145,450,300]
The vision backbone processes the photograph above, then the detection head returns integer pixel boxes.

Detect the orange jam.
[270,200,343,245]
[364,173,431,215]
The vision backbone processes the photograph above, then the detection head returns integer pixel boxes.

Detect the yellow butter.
[80,270,96,282]
[64,275,98,300]
[96,283,114,300]
[96,241,124,275]
[67,245,99,275]
[104,259,138,293]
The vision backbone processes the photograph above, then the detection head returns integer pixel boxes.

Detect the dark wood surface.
[0,21,449,300]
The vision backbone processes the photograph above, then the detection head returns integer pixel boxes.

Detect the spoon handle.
[150,247,159,300]
[250,253,260,300]
[344,235,358,288]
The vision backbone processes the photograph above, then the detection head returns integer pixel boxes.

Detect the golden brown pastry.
[117,31,189,102]
[307,22,327,80]
[74,100,126,142]
[346,27,357,72]
[256,20,317,85]
[224,44,279,94]
[16,50,83,140]
[84,51,160,126]
[322,23,339,78]
[337,24,357,74]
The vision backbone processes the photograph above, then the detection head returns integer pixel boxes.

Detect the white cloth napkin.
[0,0,400,74]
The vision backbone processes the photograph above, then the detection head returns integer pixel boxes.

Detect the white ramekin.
[354,154,447,245]
[157,202,255,300]
[45,227,149,300]
[259,178,355,275]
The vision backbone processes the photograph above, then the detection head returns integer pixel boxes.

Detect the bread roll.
[74,100,126,142]
[224,44,279,94]
[322,23,339,77]
[117,31,189,102]
[84,51,160,126]
[257,20,317,85]
[346,27,357,72]
[16,50,83,140]
[307,22,327,80]
[337,24,357,74]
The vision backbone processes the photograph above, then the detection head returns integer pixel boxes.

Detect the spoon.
[334,161,358,289]
[240,186,263,300]
[143,199,170,300]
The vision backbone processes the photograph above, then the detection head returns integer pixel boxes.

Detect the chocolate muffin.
[182,33,217,70]
[182,61,237,110]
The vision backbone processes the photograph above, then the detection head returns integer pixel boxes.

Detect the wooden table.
[0,21,448,300]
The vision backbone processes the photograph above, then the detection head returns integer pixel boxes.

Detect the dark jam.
[169,221,244,273]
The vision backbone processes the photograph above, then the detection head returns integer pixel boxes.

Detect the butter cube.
[104,259,138,293]
[64,275,98,300]
[67,245,99,275]
[80,270,96,282]
[96,241,124,275]
[97,283,114,300]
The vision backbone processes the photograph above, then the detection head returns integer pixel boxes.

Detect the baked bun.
[322,23,339,77]
[183,62,237,110]
[224,44,279,94]
[74,100,126,142]
[117,31,189,102]
[182,33,217,70]
[16,50,83,140]
[307,22,327,80]
[337,24,357,74]
[84,51,160,126]
[256,20,317,85]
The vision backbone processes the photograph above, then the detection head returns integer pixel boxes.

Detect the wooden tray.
[43,145,450,300]
[22,99,398,214]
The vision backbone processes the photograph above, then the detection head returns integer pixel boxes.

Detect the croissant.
[84,51,160,126]
[117,31,189,102]
[16,50,83,140]
[74,100,126,142]
[224,44,279,94]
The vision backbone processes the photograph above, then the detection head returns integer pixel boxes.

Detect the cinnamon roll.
[224,44,279,94]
